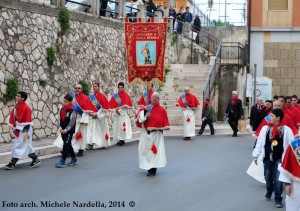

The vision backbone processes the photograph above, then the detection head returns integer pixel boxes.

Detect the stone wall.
[202,26,248,44]
[0,1,148,143]
[264,42,300,95]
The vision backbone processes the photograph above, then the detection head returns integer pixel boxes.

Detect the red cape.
[90,92,109,112]
[281,139,300,181]
[76,93,93,112]
[177,93,200,109]
[135,104,170,130]
[137,90,154,106]
[287,106,300,128]
[109,91,133,109]
[8,102,32,128]
[255,113,298,137]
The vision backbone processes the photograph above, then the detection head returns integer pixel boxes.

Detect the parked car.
[64,0,91,13]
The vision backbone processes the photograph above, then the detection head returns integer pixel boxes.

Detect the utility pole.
[253,64,257,105]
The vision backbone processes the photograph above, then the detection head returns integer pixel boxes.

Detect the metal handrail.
[175,20,219,54]
[202,42,222,102]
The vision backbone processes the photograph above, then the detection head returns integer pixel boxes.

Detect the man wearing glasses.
[175,87,200,141]
[109,82,133,146]
[54,84,93,156]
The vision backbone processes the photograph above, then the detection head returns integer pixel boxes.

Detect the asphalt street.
[0,134,284,211]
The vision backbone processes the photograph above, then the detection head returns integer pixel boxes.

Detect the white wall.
[250,32,264,77]
[271,31,300,42]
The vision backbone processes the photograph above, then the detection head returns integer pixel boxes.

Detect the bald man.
[225,91,244,137]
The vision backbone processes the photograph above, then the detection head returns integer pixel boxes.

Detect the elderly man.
[175,87,200,140]
[250,98,265,131]
[135,92,170,177]
[53,84,93,157]
[225,91,244,137]
[254,100,298,138]
[86,82,110,149]
[109,82,133,146]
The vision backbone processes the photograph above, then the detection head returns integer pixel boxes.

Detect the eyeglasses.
[75,87,81,90]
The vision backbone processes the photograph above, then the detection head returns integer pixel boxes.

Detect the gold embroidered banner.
[124,18,168,85]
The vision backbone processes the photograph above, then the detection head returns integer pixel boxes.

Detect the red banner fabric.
[124,18,168,85]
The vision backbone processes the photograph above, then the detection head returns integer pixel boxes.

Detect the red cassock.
[8,102,32,137]
[76,93,93,112]
[177,93,200,109]
[137,90,154,107]
[255,112,298,137]
[135,103,170,130]
[287,106,300,128]
[281,139,300,180]
[109,91,133,109]
[90,92,109,112]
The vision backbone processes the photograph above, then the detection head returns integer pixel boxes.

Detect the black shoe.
[117,140,125,146]
[197,132,202,136]
[28,159,41,168]
[77,150,84,157]
[232,133,237,137]
[4,162,15,170]
[86,144,93,150]
[183,137,191,141]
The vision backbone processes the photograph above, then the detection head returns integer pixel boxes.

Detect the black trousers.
[62,133,75,160]
[228,118,238,134]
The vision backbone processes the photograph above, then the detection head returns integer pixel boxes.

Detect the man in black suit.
[225,91,244,137]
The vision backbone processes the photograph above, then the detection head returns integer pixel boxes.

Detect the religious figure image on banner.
[137,41,156,66]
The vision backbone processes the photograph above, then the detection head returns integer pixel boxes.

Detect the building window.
[268,0,288,10]
[173,2,177,9]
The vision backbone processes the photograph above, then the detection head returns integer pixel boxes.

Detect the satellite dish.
[208,0,213,8]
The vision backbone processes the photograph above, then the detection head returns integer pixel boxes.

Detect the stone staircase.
[159,64,211,130]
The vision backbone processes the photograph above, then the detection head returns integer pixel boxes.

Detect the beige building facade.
[248,0,300,96]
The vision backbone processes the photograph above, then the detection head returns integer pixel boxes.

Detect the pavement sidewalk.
[0,120,252,165]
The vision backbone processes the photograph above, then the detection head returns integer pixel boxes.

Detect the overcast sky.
[196,0,247,26]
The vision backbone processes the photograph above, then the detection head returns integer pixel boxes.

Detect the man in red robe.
[254,100,298,138]
[135,92,170,176]
[279,137,300,211]
[109,82,133,146]
[86,82,110,149]
[53,84,93,157]
[137,84,154,107]
[5,91,41,170]
[175,87,200,140]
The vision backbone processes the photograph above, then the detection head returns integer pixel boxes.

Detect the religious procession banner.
[124,18,168,85]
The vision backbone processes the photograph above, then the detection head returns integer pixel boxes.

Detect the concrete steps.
[160,64,212,126]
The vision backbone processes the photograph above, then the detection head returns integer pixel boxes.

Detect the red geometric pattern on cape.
[109,91,133,109]
[137,90,154,106]
[76,93,93,111]
[177,93,200,109]
[8,102,32,128]
[255,111,298,137]
[281,143,300,180]
[135,104,170,129]
[151,145,158,154]
[90,92,109,112]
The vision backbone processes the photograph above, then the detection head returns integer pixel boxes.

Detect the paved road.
[0,135,284,211]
